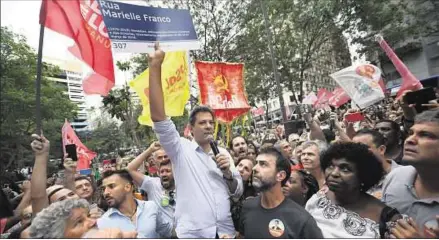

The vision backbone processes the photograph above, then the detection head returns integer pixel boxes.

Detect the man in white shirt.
[148,43,243,238]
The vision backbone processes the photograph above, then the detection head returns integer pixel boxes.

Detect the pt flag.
[40,0,115,96]
[195,61,250,123]
[376,35,422,98]
[129,51,189,126]
[329,87,351,108]
[314,89,334,109]
[62,120,97,171]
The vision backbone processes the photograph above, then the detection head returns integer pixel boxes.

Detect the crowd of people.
[1,46,439,239]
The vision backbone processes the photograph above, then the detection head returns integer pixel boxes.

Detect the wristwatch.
[223,174,233,181]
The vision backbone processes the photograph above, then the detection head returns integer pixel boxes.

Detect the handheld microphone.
[207,134,220,156]
[209,139,220,156]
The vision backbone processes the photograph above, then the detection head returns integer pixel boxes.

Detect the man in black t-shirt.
[239,147,323,238]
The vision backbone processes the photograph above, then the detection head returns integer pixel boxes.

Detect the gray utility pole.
[259,0,287,123]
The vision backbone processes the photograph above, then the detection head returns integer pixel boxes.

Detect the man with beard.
[127,142,176,237]
[230,136,248,164]
[148,43,243,238]
[97,170,172,238]
[374,120,404,164]
[238,147,323,238]
[382,109,439,238]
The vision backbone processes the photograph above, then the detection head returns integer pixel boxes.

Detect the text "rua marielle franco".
[99,0,172,23]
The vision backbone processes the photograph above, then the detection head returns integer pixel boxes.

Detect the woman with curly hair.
[282,169,319,207]
[305,142,404,238]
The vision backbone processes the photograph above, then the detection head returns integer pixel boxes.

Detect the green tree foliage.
[84,120,131,155]
[236,0,351,101]
[339,0,439,57]
[0,26,78,172]
[102,85,144,148]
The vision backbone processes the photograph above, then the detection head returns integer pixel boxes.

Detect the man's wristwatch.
[223,174,233,181]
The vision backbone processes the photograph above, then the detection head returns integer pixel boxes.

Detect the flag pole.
[35,23,45,135]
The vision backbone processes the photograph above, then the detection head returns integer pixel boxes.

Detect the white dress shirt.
[153,119,243,238]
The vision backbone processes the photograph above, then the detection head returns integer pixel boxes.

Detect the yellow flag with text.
[129,51,189,126]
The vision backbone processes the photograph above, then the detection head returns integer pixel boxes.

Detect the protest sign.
[330,64,385,109]
[98,0,200,53]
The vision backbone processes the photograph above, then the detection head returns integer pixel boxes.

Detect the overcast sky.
[1,0,147,110]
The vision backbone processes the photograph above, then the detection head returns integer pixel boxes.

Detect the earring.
[360,183,365,191]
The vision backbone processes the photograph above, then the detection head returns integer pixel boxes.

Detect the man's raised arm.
[148,43,184,162]
[30,134,50,214]
[149,42,166,122]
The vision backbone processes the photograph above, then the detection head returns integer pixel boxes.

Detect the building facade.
[44,57,89,132]
[378,35,439,90]
[253,34,352,127]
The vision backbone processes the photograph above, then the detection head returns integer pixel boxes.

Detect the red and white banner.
[40,0,115,96]
[329,87,351,108]
[62,120,97,170]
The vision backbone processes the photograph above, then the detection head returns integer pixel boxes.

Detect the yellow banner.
[129,51,190,126]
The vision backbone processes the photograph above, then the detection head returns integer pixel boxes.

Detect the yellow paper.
[129,51,190,126]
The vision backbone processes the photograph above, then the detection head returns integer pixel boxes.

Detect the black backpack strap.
[379,206,400,238]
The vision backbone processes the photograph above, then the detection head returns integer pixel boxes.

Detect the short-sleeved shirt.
[239,196,323,238]
[382,166,439,231]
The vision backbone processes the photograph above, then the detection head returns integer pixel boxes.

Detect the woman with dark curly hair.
[305,142,404,238]
[282,169,319,207]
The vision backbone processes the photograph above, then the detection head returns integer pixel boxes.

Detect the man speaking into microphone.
[148,43,243,239]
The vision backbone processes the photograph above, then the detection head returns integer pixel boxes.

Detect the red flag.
[196,61,251,123]
[62,120,97,170]
[40,0,115,96]
[329,88,351,108]
[251,107,264,116]
[314,89,334,109]
[376,35,422,98]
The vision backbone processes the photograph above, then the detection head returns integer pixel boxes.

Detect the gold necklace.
[126,207,137,220]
